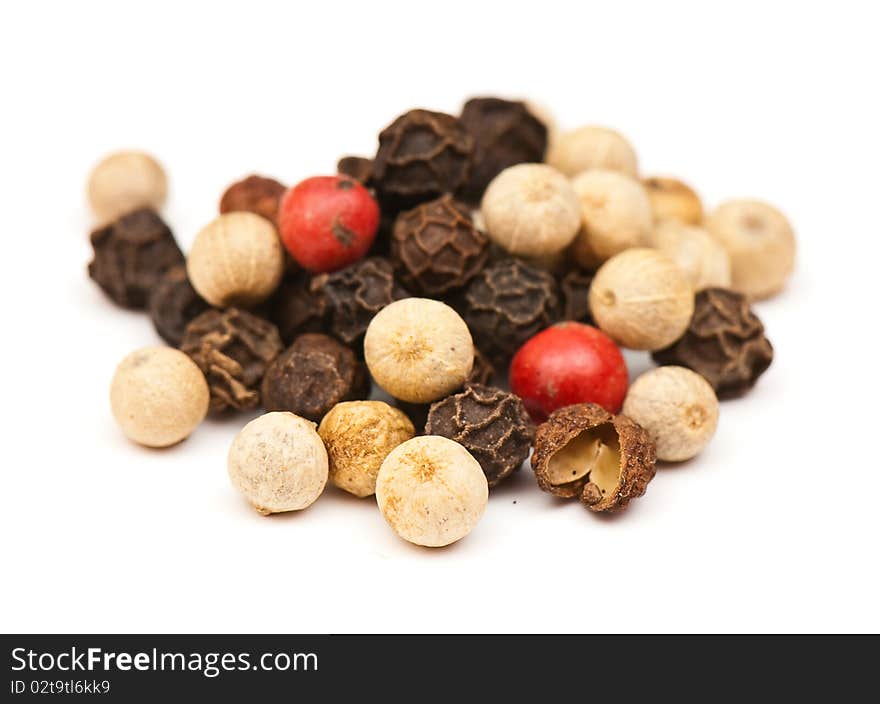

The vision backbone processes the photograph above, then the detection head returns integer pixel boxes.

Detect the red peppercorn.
[509,322,628,422]
[278,176,380,273]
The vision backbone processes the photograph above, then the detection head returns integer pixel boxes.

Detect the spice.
[480,164,581,257]
[227,412,328,515]
[371,109,474,210]
[318,401,415,497]
[88,208,183,309]
[337,156,373,185]
[265,271,328,345]
[642,176,703,225]
[458,96,548,203]
[623,366,719,462]
[570,169,653,269]
[110,347,209,448]
[462,258,561,365]
[278,175,380,273]
[311,257,409,348]
[559,268,594,323]
[181,308,283,413]
[469,347,495,386]
[376,435,488,547]
[261,333,368,422]
[589,248,694,350]
[148,265,211,346]
[365,298,474,404]
[705,199,796,300]
[391,194,489,297]
[531,403,656,513]
[219,174,286,227]
[652,288,773,398]
[426,384,533,487]
[187,212,285,307]
[87,150,167,224]
[546,125,638,178]
[651,220,730,291]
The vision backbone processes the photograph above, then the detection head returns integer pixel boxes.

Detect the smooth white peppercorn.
[87,150,168,224]
[642,176,703,224]
[651,220,731,291]
[546,125,638,177]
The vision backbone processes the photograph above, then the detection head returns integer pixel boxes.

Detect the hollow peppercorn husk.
[531,403,656,513]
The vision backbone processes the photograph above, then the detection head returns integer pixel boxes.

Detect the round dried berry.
[149,265,211,346]
[265,271,329,345]
[219,174,286,227]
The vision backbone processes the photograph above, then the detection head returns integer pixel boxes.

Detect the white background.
[1,0,878,634]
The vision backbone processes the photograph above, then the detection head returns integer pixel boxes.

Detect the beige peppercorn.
[705,199,796,300]
[364,298,474,404]
[375,435,488,547]
[623,367,719,462]
[227,412,328,515]
[589,248,694,350]
[642,176,704,224]
[87,150,168,224]
[569,169,654,269]
[651,220,731,291]
[480,164,581,257]
[110,346,209,448]
[318,401,415,498]
[546,126,638,178]
[187,212,285,307]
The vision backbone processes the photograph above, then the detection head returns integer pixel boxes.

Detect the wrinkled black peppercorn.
[181,308,283,413]
[337,156,374,186]
[88,208,183,309]
[266,271,329,345]
[652,288,773,399]
[559,268,594,324]
[149,265,211,346]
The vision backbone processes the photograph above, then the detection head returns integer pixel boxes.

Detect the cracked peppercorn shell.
[570,169,654,269]
[376,435,488,547]
[531,403,656,513]
[187,212,285,307]
[652,288,773,399]
[318,401,415,498]
[642,176,704,225]
[265,271,329,345]
[228,412,328,515]
[462,258,561,365]
[589,248,694,351]
[623,366,719,462]
[219,174,286,227]
[310,257,409,349]
[651,221,731,292]
[87,150,168,224]
[391,194,490,297]
[88,208,183,309]
[337,156,374,185]
[426,384,533,488]
[181,308,283,413]
[560,268,594,323]
[149,265,211,346]
[458,96,548,204]
[261,333,368,422]
[546,125,638,178]
[110,347,209,448]
[481,163,581,257]
[705,199,796,300]
[371,109,474,210]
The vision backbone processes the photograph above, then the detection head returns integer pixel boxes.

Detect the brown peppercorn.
[261,333,368,422]
[181,308,283,413]
[149,265,211,346]
[652,288,773,399]
[391,194,489,297]
[337,156,374,185]
[88,208,183,309]
[531,403,656,513]
[426,384,534,488]
[219,174,286,227]
[469,347,496,386]
[371,109,474,210]
[265,271,328,345]
[559,268,594,323]
[462,259,561,365]
[310,257,409,348]
[458,97,548,204]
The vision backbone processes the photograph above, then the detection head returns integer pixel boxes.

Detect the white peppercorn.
[642,176,703,224]
[87,150,168,224]
[651,220,731,291]
[546,125,638,178]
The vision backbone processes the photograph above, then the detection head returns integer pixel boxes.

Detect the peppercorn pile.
[88,96,792,548]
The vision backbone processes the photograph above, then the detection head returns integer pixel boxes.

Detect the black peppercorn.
[149,265,211,346]
[219,174,286,227]
[426,384,534,488]
[88,208,183,309]
[652,288,773,399]
[181,308,283,413]
[391,195,489,298]
[337,156,374,185]
[462,259,562,366]
[559,268,594,324]
[310,257,409,349]
[265,271,329,345]
[261,333,368,422]
[458,97,548,204]
[371,109,474,211]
